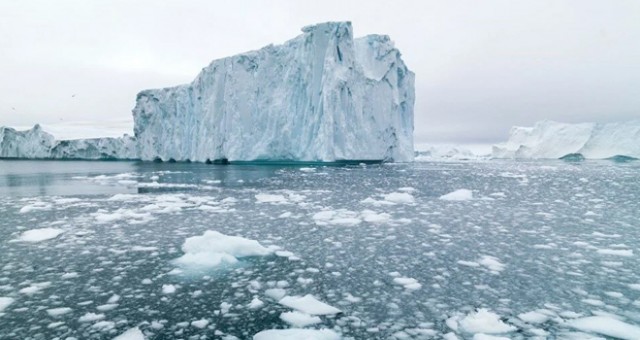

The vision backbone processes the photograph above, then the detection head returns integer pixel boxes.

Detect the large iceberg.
[133,21,414,162]
[493,120,640,159]
[0,125,137,160]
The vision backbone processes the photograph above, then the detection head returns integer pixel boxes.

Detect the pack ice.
[133,21,414,162]
[492,120,640,159]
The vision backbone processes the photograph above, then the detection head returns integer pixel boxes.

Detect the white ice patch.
[459,309,516,334]
[19,282,51,295]
[255,194,288,204]
[173,230,273,269]
[478,256,506,273]
[113,327,146,340]
[518,311,549,324]
[392,277,422,290]
[46,307,72,317]
[78,312,105,322]
[440,189,473,201]
[253,329,340,340]
[0,297,14,312]
[567,316,640,339]
[383,192,415,204]
[279,311,322,327]
[278,295,341,315]
[18,228,63,242]
[596,249,633,257]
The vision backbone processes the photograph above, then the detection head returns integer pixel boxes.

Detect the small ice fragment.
[440,189,473,201]
[47,307,72,317]
[191,319,209,329]
[278,295,341,315]
[18,228,63,242]
[113,327,145,340]
[253,329,340,340]
[460,309,516,334]
[279,311,322,327]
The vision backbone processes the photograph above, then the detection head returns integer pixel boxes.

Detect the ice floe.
[17,228,63,242]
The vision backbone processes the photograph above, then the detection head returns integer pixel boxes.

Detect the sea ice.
[253,329,340,340]
[439,189,473,201]
[459,309,516,334]
[113,327,146,340]
[278,295,341,315]
[567,316,640,339]
[0,297,14,312]
[173,230,273,269]
[279,311,322,327]
[18,228,63,242]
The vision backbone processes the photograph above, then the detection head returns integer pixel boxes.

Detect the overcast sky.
[1,0,638,143]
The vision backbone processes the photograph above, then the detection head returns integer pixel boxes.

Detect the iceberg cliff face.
[0,125,137,160]
[133,22,414,162]
[493,120,640,159]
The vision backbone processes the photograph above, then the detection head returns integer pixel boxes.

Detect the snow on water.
[17,227,63,242]
[1,160,640,339]
[173,230,274,270]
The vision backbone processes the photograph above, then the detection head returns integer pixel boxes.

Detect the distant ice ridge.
[492,120,640,159]
[414,143,489,161]
[0,125,137,160]
[134,21,414,162]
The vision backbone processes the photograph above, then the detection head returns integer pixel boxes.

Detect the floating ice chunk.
[518,311,549,324]
[19,282,51,295]
[97,304,118,311]
[253,329,340,340]
[19,202,53,213]
[47,307,72,317]
[173,230,273,269]
[265,288,287,301]
[473,334,510,340]
[312,209,363,226]
[567,316,640,339]
[61,272,79,279]
[278,295,341,315]
[18,228,63,242]
[114,327,146,340]
[597,249,633,257]
[255,194,288,204]
[478,256,506,273]
[248,297,264,309]
[279,311,322,327]
[383,192,415,204]
[162,284,176,294]
[460,309,516,334]
[393,277,422,290]
[191,319,209,329]
[78,312,105,322]
[0,297,14,312]
[361,210,391,224]
[440,189,473,201]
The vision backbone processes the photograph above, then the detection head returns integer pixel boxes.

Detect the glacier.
[133,21,414,163]
[492,120,640,159]
[0,125,137,160]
